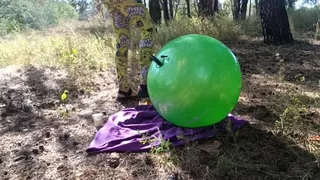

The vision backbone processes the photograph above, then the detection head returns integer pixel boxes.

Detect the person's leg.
[101,1,137,100]
[120,1,155,98]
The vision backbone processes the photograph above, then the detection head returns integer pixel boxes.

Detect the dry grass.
[0,19,319,180]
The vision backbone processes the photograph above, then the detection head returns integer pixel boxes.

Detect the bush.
[288,6,320,33]
[152,14,242,48]
[0,0,78,35]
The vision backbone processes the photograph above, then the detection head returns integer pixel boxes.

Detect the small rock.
[45,132,50,138]
[22,105,32,113]
[0,112,7,117]
[0,158,2,164]
[72,141,79,146]
[4,171,8,176]
[39,145,45,152]
[32,149,39,155]
[110,152,120,159]
[167,173,178,180]
[79,89,85,95]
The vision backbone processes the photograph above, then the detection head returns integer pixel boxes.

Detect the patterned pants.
[101,0,154,90]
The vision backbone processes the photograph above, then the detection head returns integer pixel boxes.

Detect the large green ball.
[147,34,242,128]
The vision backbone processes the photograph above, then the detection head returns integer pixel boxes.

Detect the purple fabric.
[86,105,248,153]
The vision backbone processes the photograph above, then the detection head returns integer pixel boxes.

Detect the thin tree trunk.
[163,0,170,23]
[174,0,181,18]
[249,0,251,18]
[233,0,241,20]
[186,0,191,18]
[315,20,320,40]
[255,0,259,17]
[240,0,248,19]
[149,0,162,24]
[169,0,174,18]
[193,0,198,15]
[213,0,219,13]
[260,0,293,45]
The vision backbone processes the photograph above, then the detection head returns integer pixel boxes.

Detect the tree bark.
[149,0,162,25]
[213,0,219,13]
[232,0,241,20]
[240,0,248,19]
[169,0,174,18]
[198,0,219,17]
[233,0,248,20]
[255,0,260,17]
[174,0,181,18]
[162,0,170,23]
[249,0,251,18]
[186,0,191,18]
[260,0,294,45]
[315,20,320,40]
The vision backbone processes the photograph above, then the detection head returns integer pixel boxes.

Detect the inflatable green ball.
[147,34,242,128]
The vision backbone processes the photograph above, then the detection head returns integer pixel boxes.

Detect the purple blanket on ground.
[86,105,248,153]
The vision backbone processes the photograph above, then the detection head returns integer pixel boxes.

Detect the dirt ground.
[0,38,319,180]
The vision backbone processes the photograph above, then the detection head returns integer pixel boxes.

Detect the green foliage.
[288,6,320,33]
[153,14,242,48]
[0,0,78,35]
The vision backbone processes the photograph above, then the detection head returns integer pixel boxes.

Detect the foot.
[139,98,152,105]
[137,84,149,98]
[116,88,138,102]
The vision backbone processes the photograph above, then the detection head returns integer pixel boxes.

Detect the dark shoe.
[137,85,149,98]
[116,88,138,102]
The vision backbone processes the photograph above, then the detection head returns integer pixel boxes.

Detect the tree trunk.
[232,0,241,20]
[174,0,181,18]
[163,0,170,23]
[193,0,198,14]
[260,0,293,45]
[249,0,251,18]
[240,0,248,19]
[186,0,191,18]
[255,0,259,17]
[315,20,320,40]
[149,0,162,25]
[169,0,174,18]
[233,0,248,20]
[213,0,219,13]
[198,0,218,17]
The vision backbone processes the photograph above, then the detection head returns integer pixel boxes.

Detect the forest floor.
[0,35,319,180]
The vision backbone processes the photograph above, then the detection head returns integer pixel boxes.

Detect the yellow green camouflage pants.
[101,0,154,90]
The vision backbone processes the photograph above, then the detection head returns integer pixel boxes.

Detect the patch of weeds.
[275,97,309,134]
[225,117,240,144]
[277,55,286,82]
[138,128,172,154]
[275,96,318,135]
[58,38,97,89]
[275,96,320,156]
[57,104,74,118]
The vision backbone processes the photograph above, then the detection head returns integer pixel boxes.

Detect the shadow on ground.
[171,124,319,180]
[227,39,320,90]
[0,65,105,179]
